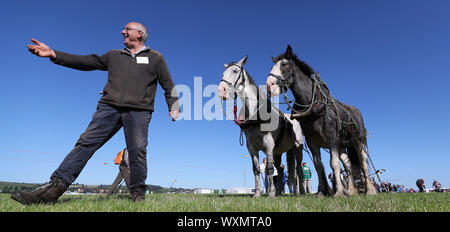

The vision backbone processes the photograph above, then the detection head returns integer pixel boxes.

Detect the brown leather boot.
[11,177,67,205]
[130,186,146,202]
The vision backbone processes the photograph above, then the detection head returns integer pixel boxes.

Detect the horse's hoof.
[268,193,276,198]
[315,192,325,197]
[333,192,346,198]
[366,189,377,195]
[253,193,261,198]
[346,188,358,196]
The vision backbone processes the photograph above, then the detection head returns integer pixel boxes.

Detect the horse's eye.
[281,62,289,67]
[233,69,239,73]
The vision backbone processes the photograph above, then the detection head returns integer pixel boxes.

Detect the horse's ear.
[238,55,248,66]
[286,45,293,58]
[271,56,276,63]
[224,63,229,68]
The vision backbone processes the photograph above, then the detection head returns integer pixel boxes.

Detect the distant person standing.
[260,158,268,193]
[416,178,425,192]
[11,22,180,205]
[301,163,312,193]
[107,148,131,195]
[432,180,442,192]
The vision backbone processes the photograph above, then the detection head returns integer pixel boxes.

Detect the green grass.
[1,193,448,212]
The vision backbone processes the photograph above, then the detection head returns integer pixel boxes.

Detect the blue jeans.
[51,102,152,189]
[261,173,268,193]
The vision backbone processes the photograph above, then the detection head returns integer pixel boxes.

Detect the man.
[259,158,267,193]
[416,178,425,192]
[11,22,179,204]
[301,162,312,193]
[107,148,131,195]
[432,180,442,192]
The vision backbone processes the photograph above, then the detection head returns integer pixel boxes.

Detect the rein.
[272,72,323,119]
[276,71,368,141]
[271,61,382,185]
[220,65,270,127]
[220,65,277,146]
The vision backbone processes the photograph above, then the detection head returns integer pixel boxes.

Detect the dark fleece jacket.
[51,47,179,112]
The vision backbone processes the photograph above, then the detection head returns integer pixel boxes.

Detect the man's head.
[121,22,148,48]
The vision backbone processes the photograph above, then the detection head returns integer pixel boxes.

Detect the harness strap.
[289,73,320,118]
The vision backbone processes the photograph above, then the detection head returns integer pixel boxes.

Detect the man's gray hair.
[135,23,149,42]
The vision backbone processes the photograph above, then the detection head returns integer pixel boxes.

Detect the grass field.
[0,193,448,212]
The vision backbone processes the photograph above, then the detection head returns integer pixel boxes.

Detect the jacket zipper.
[119,55,134,104]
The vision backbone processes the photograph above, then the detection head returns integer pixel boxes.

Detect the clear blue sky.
[1,0,449,191]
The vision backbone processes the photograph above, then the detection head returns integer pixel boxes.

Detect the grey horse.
[267,45,376,197]
[218,55,304,197]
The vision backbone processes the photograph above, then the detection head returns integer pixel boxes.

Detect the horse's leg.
[263,134,276,198]
[266,157,276,198]
[308,142,331,196]
[330,146,345,197]
[295,144,304,195]
[339,147,358,196]
[356,143,377,195]
[289,144,303,195]
[248,145,261,198]
[286,149,296,194]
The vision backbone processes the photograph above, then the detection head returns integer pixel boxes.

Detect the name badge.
[136,57,149,64]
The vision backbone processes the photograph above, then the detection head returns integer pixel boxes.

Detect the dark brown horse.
[266,45,376,196]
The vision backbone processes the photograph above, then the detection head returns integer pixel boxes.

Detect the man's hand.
[169,110,179,122]
[27,38,56,59]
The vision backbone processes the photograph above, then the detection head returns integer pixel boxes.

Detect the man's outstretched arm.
[27,38,56,59]
[27,38,108,71]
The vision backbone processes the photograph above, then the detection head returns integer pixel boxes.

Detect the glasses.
[123,27,142,33]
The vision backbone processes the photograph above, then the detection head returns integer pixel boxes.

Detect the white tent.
[226,187,254,194]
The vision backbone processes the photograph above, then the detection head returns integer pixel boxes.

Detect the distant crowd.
[376,181,414,193]
[259,158,447,195]
[373,178,446,193]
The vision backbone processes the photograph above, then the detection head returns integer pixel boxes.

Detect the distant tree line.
[0,182,40,193]
[0,181,193,194]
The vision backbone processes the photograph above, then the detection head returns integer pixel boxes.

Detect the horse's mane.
[273,52,315,77]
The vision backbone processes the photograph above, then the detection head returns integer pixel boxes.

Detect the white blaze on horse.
[266,45,377,197]
[218,55,304,198]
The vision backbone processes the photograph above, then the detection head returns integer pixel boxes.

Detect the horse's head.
[267,45,315,98]
[266,45,296,96]
[219,55,248,100]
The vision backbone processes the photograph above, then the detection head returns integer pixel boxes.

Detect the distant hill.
[0,181,193,194]
[0,181,41,193]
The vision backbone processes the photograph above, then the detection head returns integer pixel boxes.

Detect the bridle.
[220,63,271,126]
[269,57,379,183]
[270,61,368,138]
[269,61,321,118]
[220,63,247,126]
[220,63,246,91]
[269,60,294,94]
[268,72,290,94]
